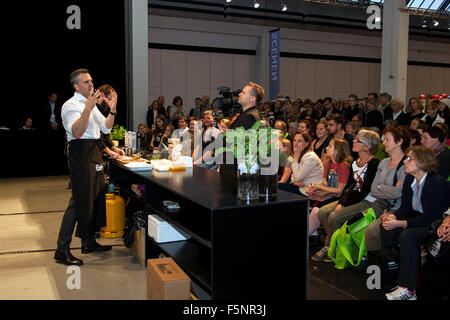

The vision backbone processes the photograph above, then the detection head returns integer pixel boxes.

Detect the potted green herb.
[110,125,126,146]
[216,121,285,200]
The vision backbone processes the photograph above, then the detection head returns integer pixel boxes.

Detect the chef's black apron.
[68,139,106,239]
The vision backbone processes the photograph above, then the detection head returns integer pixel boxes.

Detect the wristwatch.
[110,111,117,116]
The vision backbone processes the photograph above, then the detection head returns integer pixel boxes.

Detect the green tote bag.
[328,208,376,270]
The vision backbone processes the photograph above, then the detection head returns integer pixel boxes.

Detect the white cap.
[440,98,450,108]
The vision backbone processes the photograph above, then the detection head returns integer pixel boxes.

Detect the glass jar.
[237,162,259,201]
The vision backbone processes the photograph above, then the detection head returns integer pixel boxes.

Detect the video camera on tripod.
[215,86,242,118]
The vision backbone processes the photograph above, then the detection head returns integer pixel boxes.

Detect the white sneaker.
[385,286,417,300]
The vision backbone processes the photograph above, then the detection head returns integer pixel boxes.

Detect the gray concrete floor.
[0,176,147,300]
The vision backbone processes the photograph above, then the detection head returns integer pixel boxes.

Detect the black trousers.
[278,182,302,195]
[56,139,106,253]
[380,223,429,289]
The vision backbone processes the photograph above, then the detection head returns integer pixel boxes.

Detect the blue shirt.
[411,173,428,214]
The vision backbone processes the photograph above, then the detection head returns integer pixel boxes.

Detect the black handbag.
[341,169,364,207]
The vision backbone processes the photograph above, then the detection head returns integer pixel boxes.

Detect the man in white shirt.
[55,69,117,266]
[193,110,221,169]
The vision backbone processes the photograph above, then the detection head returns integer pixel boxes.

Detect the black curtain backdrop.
[2,0,127,178]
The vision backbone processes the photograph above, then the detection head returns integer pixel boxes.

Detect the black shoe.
[81,241,112,254]
[54,250,84,266]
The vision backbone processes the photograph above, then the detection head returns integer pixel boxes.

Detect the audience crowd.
[137,91,449,300]
[6,90,449,300]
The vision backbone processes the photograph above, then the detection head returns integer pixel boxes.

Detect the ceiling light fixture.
[254,1,260,9]
[281,2,287,11]
[422,18,428,28]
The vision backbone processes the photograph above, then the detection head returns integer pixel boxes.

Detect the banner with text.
[269,29,280,101]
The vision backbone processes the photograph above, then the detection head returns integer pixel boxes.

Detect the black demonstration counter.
[109,161,309,300]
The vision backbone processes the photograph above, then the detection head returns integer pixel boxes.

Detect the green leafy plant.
[216,121,286,174]
[110,125,126,140]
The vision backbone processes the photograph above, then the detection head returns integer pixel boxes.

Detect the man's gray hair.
[70,68,90,88]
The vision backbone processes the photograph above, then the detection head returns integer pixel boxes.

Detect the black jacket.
[394,173,449,228]
[230,106,260,130]
[393,112,409,126]
[146,106,165,128]
[365,109,384,132]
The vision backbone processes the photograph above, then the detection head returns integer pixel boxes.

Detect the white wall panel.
[351,62,369,97]
[232,54,252,90]
[406,65,417,98]
[315,61,334,93]
[445,69,450,95]
[148,49,161,88]
[186,51,210,89]
[296,91,316,101]
[415,66,431,95]
[430,67,446,94]
[148,87,161,103]
[210,53,233,90]
[334,61,352,95]
[368,63,381,94]
[280,57,297,93]
[296,59,316,94]
[161,50,186,88]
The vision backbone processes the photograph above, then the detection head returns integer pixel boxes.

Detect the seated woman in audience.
[438,98,450,124]
[137,123,151,150]
[422,102,445,127]
[312,119,333,160]
[365,126,411,252]
[150,114,166,151]
[402,126,420,146]
[309,129,380,261]
[278,131,323,195]
[381,145,448,300]
[365,99,384,133]
[409,118,429,136]
[278,138,294,183]
[345,120,359,137]
[298,119,316,140]
[159,124,175,149]
[306,138,352,232]
[407,97,424,124]
[385,119,398,129]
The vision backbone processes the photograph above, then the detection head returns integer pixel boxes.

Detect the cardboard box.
[147,257,190,300]
[128,228,146,267]
[148,214,190,243]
